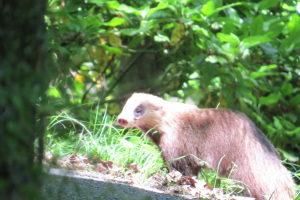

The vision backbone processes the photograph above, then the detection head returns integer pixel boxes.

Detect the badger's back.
[157,108,295,199]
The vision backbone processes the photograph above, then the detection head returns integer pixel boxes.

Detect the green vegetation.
[45,0,300,198]
[45,106,164,175]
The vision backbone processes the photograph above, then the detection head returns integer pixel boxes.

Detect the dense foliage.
[0,0,49,199]
[46,0,300,163]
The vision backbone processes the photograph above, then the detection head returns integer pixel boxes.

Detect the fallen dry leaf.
[90,156,101,164]
[166,170,182,184]
[95,163,107,172]
[181,177,196,188]
[82,154,89,164]
[104,161,114,169]
[127,163,140,172]
[72,163,85,170]
[69,154,77,163]
[204,183,214,191]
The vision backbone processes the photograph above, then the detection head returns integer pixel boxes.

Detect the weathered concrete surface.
[42,168,187,200]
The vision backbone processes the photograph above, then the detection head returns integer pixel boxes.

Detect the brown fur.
[118,93,295,200]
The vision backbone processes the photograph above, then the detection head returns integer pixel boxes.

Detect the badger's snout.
[117,118,128,126]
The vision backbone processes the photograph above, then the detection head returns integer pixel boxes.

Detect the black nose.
[118,118,128,126]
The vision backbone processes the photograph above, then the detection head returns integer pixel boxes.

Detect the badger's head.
[117,93,165,133]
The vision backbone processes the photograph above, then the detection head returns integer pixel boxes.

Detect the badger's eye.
[134,106,144,117]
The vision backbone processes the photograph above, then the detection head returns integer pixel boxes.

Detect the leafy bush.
[46,0,299,168]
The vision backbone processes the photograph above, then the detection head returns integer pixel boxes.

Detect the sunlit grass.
[286,161,300,200]
[45,105,164,175]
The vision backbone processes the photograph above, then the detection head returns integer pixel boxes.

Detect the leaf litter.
[43,151,254,200]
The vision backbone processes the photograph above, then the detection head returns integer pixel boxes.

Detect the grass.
[45,105,164,176]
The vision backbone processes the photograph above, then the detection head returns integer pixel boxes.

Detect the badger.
[117,93,295,199]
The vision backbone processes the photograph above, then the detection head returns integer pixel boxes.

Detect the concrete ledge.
[42,168,187,200]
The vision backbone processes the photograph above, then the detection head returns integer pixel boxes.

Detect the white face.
[117,93,164,130]
[117,95,146,128]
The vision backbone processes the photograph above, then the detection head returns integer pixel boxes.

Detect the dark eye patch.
[134,105,144,117]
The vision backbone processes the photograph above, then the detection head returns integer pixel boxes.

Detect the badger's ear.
[151,103,163,111]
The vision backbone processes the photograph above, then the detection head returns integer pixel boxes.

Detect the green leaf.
[100,45,123,54]
[162,23,176,31]
[118,4,140,16]
[245,91,257,105]
[241,36,270,50]
[128,36,144,48]
[283,114,297,123]
[286,127,300,136]
[217,33,240,47]
[106,1,120,9]
[138,24,150,32]
[279,149,299,161]
[215,17,242,28]
[120,28,139,36]
[250,65,279,78]
[273,116,283,131]
[65,0,81,12]
[258,64,277,72]
[50,45,71,55]
[250,72,279,78]
[259,93,281,106]
[74,78,84,97]
[259,43,278,55]
[259,0,279,10]
[201,63,216,86]
[281,82,293,96]
[282,3,296,11]
[170,24,185,46]
[287,14,300,34]
[147,2,168,18]
[142,144,160,156]
[84,15,102,27]
[250,15,263,36]
[120,139,134,148]
[47,87,61,98]
[211,2,244,17]
[201,0,215,16]
[192,25,212,38]
[128,136,141,143]
[210,0,222,18]
[280,32,300,50]
[222,85,234,108]
[104,17,125,26]
[280,117,297,130]
[140,4,150,19]
[89,0,106,6]
[289,94,300,106]
[225,6,240,22]
[250,65,278,78]
[154,31,170,42]
[120,24,149,36]
[205,55,227,64]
